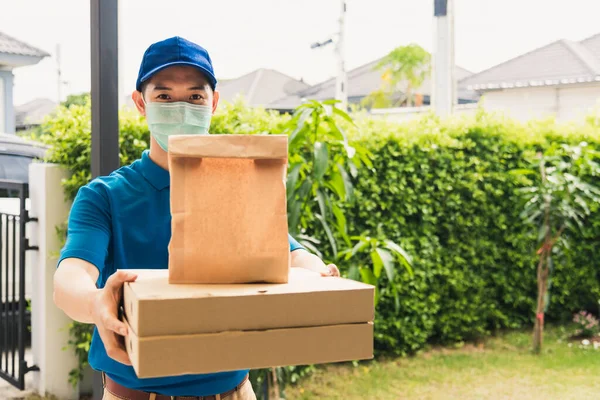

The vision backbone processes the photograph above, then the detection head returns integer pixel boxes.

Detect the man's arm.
[291,249,340,277]
[53,258,100,323]
[52,183,136,365]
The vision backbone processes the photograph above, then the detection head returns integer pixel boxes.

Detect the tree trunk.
[532,255,546,353]
[269,367,280,400]
[533,156,550,354]
[406,85,413,107]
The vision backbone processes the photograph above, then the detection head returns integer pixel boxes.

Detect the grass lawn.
[285,327,600,400]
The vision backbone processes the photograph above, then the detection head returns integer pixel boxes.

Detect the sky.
[2,0,600,106]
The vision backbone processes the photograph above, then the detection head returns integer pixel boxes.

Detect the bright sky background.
[2,0,600,105]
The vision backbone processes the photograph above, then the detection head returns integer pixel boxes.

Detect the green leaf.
[332,203,350,245]
[288,108,311,142]
[332,106,356,126]
[287,202,301,235]
[347,265,360,281]
[325,117,345,141]
[344,142,357,158]
[286,163,302,200]
[313,142,329,180]
[375,248,395,281]
[371,250,383,278]
[297,178,313,202]
[316,188,328,219]
[509,169,536,176]
[345,239,370,261]
[316,213,337,258]
[384,240,413,276]
[327,168,346,200]
[337,163,354,201]
[348,160,359,178]
[289,125,308,151]
[359,267,377,286]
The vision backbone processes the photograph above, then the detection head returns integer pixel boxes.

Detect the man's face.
[132,65,219,116]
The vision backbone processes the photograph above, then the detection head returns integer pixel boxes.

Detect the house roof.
[15,98,57,128]
[217,68,310,107]
[0,31,49,58]
[267,56,475,110]
[459,33,600,91]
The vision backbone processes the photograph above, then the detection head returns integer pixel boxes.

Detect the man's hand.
[291,250,340,277]
[91,270,137,365]
[322,263,340,277]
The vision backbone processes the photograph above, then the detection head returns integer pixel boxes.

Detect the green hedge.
[344,112,600,353]
[39,99,600,376]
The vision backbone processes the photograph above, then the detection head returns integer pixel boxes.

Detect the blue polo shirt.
[58,150,303,396]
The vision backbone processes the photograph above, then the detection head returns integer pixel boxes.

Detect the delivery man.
[53,36,340,400]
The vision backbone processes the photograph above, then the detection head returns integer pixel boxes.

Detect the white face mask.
[143,99,212,151]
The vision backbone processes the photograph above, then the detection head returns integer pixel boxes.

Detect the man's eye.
[157,94,170,100]
[190,94,204,101]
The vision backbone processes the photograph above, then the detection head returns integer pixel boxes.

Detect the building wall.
[368,103,478,122]
[480,84,600,122]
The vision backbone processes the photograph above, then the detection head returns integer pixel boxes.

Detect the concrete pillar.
[432,0,456,116]
[29,163,79,400]
[0,69,15,134]
[0,70,16,134]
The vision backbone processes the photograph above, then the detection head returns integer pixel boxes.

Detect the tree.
[62,92,90,108]
[514,143,600,353]
[363,44,431,108]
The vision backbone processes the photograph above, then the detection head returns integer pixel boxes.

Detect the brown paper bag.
[168,134,290,284]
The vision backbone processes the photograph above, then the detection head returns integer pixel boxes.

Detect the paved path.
[0,349,36,399]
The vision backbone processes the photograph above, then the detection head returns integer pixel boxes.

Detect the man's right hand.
[91,270,138,365]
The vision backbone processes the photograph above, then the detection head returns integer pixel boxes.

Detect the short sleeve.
[58,183,111,273]
[288,234,304,252]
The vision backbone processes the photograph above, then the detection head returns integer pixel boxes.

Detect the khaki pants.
[102,378,257,400]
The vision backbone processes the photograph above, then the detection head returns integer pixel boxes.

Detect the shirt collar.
[138,150,170,190]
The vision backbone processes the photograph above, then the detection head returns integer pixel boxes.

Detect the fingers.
[320,264,341,277]
[98,326,132,365]
[103,311,129,336]
[105,270,138,290]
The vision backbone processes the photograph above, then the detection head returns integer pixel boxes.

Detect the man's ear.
[132,90,146,116]
[212,90,220,114]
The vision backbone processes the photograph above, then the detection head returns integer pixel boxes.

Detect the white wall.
[368,103,478,122]
[29,163,79,400]
[556,85,600,121]
[480,84,600,122]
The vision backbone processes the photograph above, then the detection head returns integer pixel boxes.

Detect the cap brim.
[137,61,217,90]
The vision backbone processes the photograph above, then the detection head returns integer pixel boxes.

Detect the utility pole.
[55,44,67,103]
[118,0,125,109]
[90,0,120,174]
[311,0,348,109]
[432,0,456,116]
[335,0,348,109]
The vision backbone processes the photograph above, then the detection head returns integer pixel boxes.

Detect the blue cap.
[136,36,217,91]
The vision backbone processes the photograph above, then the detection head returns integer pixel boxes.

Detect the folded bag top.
[168,134,288,159]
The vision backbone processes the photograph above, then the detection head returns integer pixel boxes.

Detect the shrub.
[40,100,600,395]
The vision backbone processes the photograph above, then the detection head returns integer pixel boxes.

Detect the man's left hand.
[321,264,340,277]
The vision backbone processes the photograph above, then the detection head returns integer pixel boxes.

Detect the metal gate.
[0,180,39,390]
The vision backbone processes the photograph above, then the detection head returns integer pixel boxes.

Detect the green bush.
[343,112,600,352]
[40,100,600,394]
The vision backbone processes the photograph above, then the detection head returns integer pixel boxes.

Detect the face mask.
[144,100,212,151]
